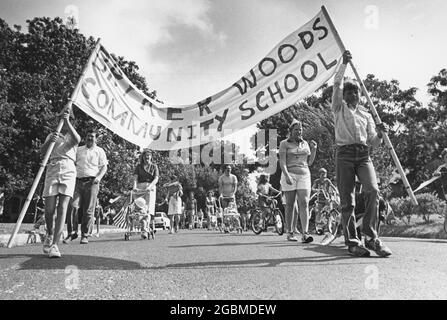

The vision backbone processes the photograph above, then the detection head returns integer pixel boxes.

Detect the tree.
[428,68,447,115]
[0,17,158,211]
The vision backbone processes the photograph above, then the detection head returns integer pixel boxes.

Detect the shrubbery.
[389,193,447,223]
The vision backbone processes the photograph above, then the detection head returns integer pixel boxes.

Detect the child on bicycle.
[311,168,338,235]
[257,174,280,228]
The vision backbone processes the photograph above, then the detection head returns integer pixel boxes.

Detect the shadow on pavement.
[0,254,144,270]
[149,244,373,270]
[169,240,284,248]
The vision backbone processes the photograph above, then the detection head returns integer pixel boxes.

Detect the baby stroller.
[219,196,243,234]
[124,190,155,241]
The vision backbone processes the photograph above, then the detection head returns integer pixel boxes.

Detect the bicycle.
[250,193,285,235]
[309,188,338,235]
[309,189,342,245]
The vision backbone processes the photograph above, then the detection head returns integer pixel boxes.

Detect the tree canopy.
[0,17,154,204]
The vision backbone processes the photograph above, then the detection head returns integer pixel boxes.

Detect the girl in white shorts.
[41,109,80,258]
[279,119,317,243]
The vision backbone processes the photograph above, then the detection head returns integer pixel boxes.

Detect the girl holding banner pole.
[41,109,81,258]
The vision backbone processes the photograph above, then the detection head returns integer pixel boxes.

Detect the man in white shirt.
[66,130,108,244]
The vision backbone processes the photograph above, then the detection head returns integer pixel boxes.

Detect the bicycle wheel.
[273,209,285,235]
[330,209,343,238]
[250,210,264,235]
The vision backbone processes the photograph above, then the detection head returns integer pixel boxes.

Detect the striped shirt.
[278,139,310,174]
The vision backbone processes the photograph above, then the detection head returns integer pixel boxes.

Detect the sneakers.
[62,234,72,244]
[48,245,61,258]
[80,236,89,244]
[301,233,314,244]
[348,244,371,257]
[43,235,53,254]
[62,235,70,244]
[141,232,148,239]
[287,233,298,242]
[365,238,392,257]
[320,233,336,246]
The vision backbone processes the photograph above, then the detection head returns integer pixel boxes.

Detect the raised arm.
[332,51,351,113]
[62,110,81,147]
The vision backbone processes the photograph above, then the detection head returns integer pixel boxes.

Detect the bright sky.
[2,0,446,154]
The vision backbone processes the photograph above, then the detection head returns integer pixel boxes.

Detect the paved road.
[1,229,446,300]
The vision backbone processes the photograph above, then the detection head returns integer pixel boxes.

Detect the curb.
[379,224,447,240]
[0,227,126,248]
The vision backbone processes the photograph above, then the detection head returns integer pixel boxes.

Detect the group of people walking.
[39,50,417,259]
[161,165,239,234]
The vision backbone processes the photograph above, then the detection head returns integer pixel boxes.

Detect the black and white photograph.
[0,0,446,306]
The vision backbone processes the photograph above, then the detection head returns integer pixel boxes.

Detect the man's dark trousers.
[336,144,380,247]
[72,177,99,237]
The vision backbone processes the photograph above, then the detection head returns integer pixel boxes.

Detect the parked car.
[153,212,171,230]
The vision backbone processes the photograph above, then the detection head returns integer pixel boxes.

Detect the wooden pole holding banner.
[320,6,418,206]
[7,38,102,248]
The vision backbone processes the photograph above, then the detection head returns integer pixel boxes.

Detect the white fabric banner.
[73,9,342,151]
